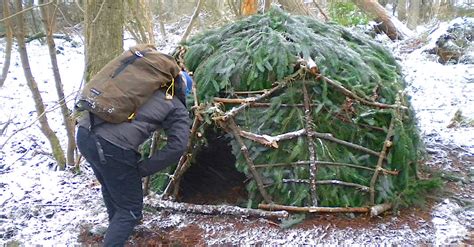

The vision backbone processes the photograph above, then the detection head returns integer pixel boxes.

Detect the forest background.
[0,0,472,245]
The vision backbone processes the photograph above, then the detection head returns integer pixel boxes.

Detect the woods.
[0,0,473,245]
[0,0,471,215]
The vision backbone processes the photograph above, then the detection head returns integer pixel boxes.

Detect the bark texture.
[125,0,155,44]
[39,0,76,167]
[85,0,124,81]
[13,0,66,168]
[353,0,404,40]
[1,0,13,87]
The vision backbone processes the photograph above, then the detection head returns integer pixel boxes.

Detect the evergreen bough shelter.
[152,8,439,215]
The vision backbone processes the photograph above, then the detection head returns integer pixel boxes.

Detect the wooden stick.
[145,198,289,219]
[302,80,319,206]
[239,129,306,148]
[214,97,257,104]
[370,203,392,217]
[255,160,373,171]
[233,90,268,95]
[237,128,381,158]
[318,75,408,110]
[227,118,273,204]
[312,0,330,21]
[254,160,399,175]
[370,114,396,204]
[282,179,370,192]
[217,68,304,121]
[163,79,202,199]
[259,203,369,213]
[311,131,381,157]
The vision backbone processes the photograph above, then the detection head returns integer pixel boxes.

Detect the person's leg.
[76,128,117,221]
[93,138,143,247]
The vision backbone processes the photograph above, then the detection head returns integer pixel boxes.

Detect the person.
[76,69,192,246]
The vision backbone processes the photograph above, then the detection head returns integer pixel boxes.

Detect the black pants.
[76,127,142,247]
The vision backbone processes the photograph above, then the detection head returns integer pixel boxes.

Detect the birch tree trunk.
[353,0,412,40]
[13,0,66,168]
[39,0,76,167]
[85,0,124,81]
[1,0,13,87]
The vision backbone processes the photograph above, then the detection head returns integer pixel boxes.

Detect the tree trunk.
[278,0,316,18]
[39,0,76,168]
[242,0,258,16]
[85,0,124,81]
[353,0,411,40]
[264,0,272,12]
[1,0,13,87]
[13,0,66,168]
[156,0,167,38]
[397,0,407,22]
[125,0,155,44]
[180,0,205,43]
[420,0,433,23]
[407,0,420,29]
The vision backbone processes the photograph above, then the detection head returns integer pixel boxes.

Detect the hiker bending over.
[76,47,192,246]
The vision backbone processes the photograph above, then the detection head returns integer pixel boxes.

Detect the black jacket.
[78,90,190,176]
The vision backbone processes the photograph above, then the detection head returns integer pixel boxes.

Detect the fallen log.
[145,197,289,220]
[259,203,392,217]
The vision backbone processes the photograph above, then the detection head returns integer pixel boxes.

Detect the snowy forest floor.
[0,19,473,246]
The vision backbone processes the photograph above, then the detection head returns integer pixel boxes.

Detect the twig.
[237,127,381,157]
[145,198,288,220]
[75,0,85,13]
[302,80,319,206]
[370,113,396,204]
[239,129,306,148]
[233,90,268,95]
[259,203,369,213]
[254,160,398,175]
[0,119,11,136]
[215,68,304,121]
[0,0,55,23]
[312,0,329,21]
[0,90,77,150]
[318,74,407,110]
[163,82,203,199]
[282,179,370,192]
[311,131,381,157]
[226,118,273,204]
[91,0,107,24]
[213,97,257,104]
[180,0,205,43]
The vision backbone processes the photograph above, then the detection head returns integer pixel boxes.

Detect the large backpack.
[76,44,181,123]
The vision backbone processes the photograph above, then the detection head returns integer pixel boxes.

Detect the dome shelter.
[148,8,440,215]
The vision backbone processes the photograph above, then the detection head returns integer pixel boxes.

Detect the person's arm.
[138,103,190,177]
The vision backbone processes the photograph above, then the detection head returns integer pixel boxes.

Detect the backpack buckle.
[134,51,144,57]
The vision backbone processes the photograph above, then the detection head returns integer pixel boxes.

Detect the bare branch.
[0,0,55,23]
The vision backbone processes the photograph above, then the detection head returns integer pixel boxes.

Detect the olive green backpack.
[76,44,181,123]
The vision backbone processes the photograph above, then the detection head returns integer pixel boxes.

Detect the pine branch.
[282,179,370,192]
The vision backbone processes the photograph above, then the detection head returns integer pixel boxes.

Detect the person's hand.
[137,159,153,177]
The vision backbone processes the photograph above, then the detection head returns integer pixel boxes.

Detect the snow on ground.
[0,18,473,245]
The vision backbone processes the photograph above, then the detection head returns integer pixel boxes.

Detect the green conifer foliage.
[182,8,428,208]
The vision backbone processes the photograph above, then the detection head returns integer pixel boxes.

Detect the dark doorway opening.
[178,128,248,205]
